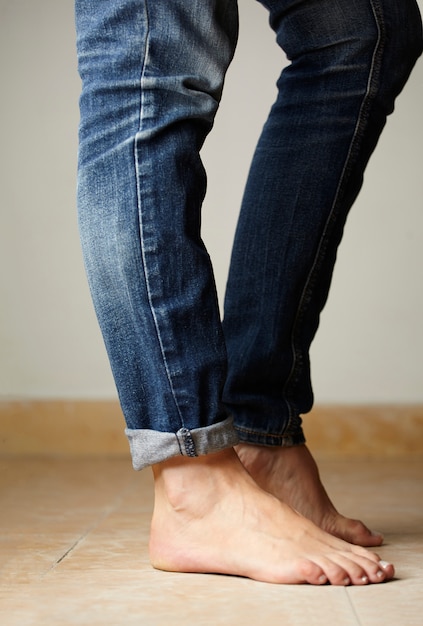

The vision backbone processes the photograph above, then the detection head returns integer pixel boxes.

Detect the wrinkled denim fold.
[75,0,422,469]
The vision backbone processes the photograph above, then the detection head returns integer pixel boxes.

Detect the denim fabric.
[76,0,422,469]
[222,0,423,446]
[76,0,239,469]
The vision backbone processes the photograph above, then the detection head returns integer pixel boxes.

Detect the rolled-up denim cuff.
[234,414,306,447]
[125,416,239,470]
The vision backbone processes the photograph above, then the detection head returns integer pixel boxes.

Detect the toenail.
[318,575,327,584]
[361,576,369,584]
[376,570,385,579]
[378,560,391,570]
[343,577,351,586]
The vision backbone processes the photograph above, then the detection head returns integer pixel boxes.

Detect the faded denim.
[75,0,422,469]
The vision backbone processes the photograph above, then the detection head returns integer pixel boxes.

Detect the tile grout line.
[346,588,364,626]
[39,478,139,580]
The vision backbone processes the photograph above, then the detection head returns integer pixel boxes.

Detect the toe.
[333,553,394,585]
[327,515,384,547]
[314,557,353,586]
[297,559,328,585]
[377,560,395,581]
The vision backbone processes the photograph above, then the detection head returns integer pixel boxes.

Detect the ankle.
[152,448,239,510]
[235,442,282,478]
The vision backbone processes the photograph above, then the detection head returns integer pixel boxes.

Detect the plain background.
[1,0,422,404]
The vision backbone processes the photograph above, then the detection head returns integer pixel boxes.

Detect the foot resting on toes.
[150,448,394,585]
[235,443,384,547]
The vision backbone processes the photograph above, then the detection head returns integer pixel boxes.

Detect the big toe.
[329,516,384,547]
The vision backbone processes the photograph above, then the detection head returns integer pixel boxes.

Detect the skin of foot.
[150,448,394,585]
[235,443,384,547]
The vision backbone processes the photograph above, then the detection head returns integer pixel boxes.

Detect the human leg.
[76,0,397,585]
[223,0,422,540]
[224,0,422,448]
[76,0,239,470]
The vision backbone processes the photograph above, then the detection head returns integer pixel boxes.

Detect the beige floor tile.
[316,456,423,533]
[0,456,422,625]
[0,458,139,585]
[348,579,423,626]
[345,531,423,626]
[0,574,360,626]
[0,534,79,584]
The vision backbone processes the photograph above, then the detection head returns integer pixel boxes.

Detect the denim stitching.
[281,0,385,431]
[133,0,186,431]
[235,424,305,445]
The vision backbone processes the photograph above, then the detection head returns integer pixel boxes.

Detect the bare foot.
[235,443,384,547]
[150,448,393,585]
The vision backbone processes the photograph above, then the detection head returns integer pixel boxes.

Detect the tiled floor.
[1,455,422,625]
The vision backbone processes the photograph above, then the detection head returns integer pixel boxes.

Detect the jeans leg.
[76,0,239,469]
[223,0,423,446]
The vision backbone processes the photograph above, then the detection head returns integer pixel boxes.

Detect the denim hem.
[234,425,306,448]
[125,416,239,470]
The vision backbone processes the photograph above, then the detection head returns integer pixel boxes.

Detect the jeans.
[75,0,422,470]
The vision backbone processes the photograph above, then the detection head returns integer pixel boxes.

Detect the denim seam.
[235,425,305,447]
[235,425,301,439]
[133,0,186,432]
[281,0,385,430]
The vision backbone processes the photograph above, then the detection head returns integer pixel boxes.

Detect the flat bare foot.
[150,448,393,585]
[235,443,384,547]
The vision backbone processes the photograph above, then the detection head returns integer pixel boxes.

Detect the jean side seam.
[234,424,301,439]
[235,425,306,447]
[281,0,385,423]
[133,0,186,432]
